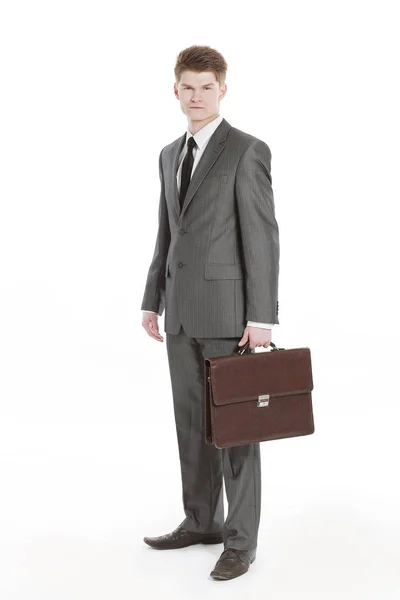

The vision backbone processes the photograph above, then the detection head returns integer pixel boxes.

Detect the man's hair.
[174,45,228,86]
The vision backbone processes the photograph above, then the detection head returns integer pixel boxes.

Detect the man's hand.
[238,326,272,351]
[142,312,164,342]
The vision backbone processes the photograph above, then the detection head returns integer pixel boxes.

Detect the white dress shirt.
[143,114,275,330]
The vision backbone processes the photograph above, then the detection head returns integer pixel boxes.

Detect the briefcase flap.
[205,347,313,407]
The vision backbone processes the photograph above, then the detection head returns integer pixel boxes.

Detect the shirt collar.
[185,114,224,150]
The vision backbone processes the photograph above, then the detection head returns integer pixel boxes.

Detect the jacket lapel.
[171,132,186,217]
[170,118,231,221]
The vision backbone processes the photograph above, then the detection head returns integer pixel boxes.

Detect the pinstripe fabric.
[166,325,261,551]
[140,117,280,337]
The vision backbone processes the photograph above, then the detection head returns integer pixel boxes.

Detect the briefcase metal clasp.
[257,394,270,407]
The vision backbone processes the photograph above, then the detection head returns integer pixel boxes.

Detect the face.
[174,70,227,126]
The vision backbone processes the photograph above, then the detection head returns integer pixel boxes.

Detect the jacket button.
[178,228,185,235]
[178,262,184,268]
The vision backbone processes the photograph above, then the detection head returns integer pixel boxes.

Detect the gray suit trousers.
[166,324,261,551]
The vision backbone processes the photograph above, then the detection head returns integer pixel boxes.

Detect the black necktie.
[179,136,197,211]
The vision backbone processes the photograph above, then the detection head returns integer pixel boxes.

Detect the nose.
[191,90,202,103]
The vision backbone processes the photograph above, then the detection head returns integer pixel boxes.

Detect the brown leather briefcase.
[204,341,314,448]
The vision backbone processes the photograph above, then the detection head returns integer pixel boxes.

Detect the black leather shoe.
[143,526,223,550]
[210,547,257,580]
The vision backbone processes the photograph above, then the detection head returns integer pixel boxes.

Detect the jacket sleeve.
[140,149,171,316]
[235,139,280,324]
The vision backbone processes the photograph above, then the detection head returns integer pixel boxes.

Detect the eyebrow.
[181,83,215,87]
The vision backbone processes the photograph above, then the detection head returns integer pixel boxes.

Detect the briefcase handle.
[236,340,285,355]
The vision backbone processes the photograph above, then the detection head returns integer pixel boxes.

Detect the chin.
[188,111,208,118]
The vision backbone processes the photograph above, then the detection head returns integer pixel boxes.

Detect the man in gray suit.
[141,45,279,580]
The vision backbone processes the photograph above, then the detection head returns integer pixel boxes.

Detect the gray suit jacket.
[140,117,280,337]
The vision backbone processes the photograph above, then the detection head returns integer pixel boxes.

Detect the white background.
[1,1,399,598]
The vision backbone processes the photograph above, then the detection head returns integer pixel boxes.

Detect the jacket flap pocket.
[205,263,243,280]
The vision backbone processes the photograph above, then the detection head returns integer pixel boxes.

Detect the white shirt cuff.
[247,321,274,329]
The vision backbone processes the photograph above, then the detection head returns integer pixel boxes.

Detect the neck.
[188,113,220,135]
